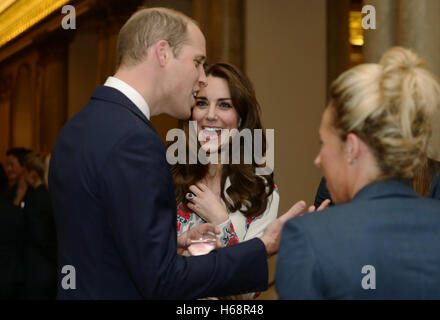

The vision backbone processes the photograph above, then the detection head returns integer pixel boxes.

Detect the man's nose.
[199,68,207,88]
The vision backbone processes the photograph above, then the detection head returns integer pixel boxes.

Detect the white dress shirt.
[104,76,150,120]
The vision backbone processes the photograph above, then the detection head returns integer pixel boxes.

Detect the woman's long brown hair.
[170,63,274,218]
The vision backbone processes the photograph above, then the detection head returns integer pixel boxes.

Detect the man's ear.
[346,133,361,164]
[155,40,171,67]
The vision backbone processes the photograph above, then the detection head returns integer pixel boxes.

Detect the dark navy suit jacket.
[49,86,268,299]
[276,179,440,299]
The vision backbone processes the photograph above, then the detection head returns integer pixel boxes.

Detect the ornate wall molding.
[0,0,70,48]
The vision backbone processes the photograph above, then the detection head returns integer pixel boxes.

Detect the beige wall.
[68,30,99,119]
[246,0,327,212]
[246,0,327,299]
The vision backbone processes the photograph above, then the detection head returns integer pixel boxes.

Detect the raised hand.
[259,200,306,257]
[186,183,229,225]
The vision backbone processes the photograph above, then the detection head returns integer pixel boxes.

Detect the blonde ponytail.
[329,47,440,180]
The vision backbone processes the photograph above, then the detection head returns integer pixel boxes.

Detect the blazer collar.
[352,179,418,202]
[91,86,151,127]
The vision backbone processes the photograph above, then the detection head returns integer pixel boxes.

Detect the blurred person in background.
[0,163,26,299]
[5,148,31,206]
[22,152,57,299]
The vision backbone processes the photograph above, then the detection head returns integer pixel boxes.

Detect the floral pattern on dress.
[221,221,240,247]
[176,204,191,233]
[245,212,264,232]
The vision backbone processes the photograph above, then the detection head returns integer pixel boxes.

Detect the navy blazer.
[49,86,268,299]
[276,179,440,299]
[314,173,440,207]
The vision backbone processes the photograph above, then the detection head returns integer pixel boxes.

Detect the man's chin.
[169,108,192,120]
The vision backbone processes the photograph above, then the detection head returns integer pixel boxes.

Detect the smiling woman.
[193,75,240,154]
[171,62,279,299]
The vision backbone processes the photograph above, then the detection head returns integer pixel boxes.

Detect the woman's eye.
[195,100,207,107]
[219,102,232,109]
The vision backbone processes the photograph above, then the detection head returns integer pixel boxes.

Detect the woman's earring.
[238,118,242,128]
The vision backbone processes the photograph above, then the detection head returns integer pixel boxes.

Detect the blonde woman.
[276,47,440,299]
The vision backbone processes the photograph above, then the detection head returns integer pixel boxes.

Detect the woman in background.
[276,47,440,299]
[4,147,31,206]
[313,78,440,205]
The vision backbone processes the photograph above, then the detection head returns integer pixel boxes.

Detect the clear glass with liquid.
[188,234,217,256]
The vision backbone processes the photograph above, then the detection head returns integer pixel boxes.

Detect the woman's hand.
[259,200,307,257]
[186,183,229,225]
[177,223,221,255]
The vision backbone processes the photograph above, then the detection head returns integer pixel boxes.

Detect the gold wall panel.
[0,0,70,48]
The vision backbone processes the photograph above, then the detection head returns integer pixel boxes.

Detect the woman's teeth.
[204,127,221,131]
[203,127,222,134]
[201,127,222,141]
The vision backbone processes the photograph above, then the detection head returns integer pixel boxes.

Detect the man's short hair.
[117,7,197,68]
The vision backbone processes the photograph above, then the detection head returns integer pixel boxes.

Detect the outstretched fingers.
[317,199,331,211]
[281,201,306,222]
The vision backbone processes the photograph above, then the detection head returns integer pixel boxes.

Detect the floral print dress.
[176,177,279,248]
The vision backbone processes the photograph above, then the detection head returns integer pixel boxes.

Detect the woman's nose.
[206,105,217,120]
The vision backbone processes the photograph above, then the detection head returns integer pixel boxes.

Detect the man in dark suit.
[49,7,304,299]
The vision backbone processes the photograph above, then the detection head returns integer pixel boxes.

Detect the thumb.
[280,201,306,223]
